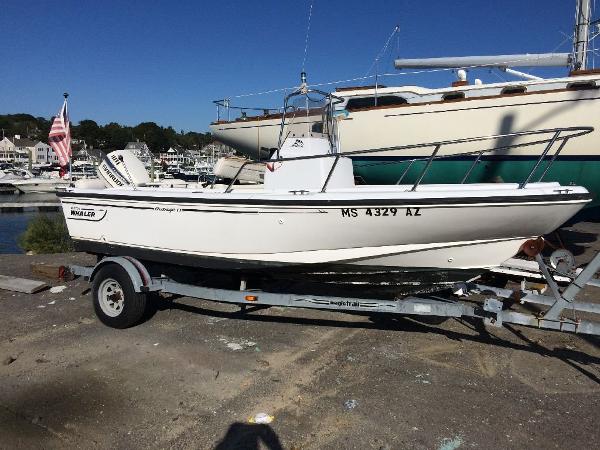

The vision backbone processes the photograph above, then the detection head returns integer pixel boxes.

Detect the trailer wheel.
[92,264,148,328]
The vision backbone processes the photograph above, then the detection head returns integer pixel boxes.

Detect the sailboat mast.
[574,0,591,70]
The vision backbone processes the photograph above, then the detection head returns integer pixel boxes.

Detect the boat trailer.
[69,251,600,335]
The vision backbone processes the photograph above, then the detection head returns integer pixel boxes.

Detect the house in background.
[159,146,186,167]
[0,137,15,162]
[157,142,235,168]
[0,135,60,165]
[13,136,37,164]
[34,141,57,164]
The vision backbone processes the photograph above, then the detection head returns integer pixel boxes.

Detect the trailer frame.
[70,252,600,334]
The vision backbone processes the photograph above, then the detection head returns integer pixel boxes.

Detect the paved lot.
[1,223,599,449]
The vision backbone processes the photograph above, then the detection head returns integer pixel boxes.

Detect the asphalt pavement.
[0,222,599,449]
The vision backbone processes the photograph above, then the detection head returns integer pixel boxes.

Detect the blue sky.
[0,0,579,132]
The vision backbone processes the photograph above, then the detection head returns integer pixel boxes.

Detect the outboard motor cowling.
[97,150,151,188]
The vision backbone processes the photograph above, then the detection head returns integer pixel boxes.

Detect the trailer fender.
[90,256,153,293]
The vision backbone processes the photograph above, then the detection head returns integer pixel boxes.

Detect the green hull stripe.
[352,159,600,207]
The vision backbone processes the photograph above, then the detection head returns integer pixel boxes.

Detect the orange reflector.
[245,295,258,302]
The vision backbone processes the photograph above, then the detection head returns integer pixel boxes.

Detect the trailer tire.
[92,264,148,328]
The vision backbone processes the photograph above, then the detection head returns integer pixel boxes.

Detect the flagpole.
[64,92,71,185]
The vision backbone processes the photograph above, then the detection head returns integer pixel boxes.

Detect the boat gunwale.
[56,190,593,207]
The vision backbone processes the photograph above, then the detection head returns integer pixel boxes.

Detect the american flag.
[48,98,71,167]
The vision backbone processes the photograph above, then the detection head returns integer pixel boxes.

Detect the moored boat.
[11,177,69,193]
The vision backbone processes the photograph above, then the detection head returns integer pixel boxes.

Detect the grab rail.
[222,126,593,193]
[213,99,285,122]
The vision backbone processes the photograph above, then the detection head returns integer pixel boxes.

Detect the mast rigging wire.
[365,25,400,77]
[228,51,589,100]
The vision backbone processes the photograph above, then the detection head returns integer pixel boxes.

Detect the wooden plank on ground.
[30,263,73,280]
[0,275,48,294]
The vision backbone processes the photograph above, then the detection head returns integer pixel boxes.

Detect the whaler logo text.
[69,206,107,221]
[72,209,95,217]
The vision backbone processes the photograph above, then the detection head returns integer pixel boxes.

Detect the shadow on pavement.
[155,298,600,384]
[214,422,283,450]
[550,228,597,256]
[567,207,600,225]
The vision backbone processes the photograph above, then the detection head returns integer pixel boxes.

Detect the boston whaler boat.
[58,87,593,306]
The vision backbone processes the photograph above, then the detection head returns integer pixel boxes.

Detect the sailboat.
[210,0,600,205]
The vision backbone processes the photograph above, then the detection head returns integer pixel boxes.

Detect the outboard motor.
[97,150,151,188]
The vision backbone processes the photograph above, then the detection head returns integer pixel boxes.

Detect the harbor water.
[1,212,38,253]
[0,193,59,254]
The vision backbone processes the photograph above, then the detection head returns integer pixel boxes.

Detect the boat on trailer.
[58,87,600,333]
[210,0,600,205]
[59,88,592,299]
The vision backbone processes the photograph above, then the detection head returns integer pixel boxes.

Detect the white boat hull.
[12,179,69,194]
[58,183,590,273]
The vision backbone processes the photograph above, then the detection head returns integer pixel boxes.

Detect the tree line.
[0,114,214,153]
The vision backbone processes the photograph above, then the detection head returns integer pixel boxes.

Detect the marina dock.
[0,202,60,213]
[0,192,61,214]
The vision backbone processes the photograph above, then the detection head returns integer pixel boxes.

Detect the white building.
[0,137,15,162]
[158,147,224,168]
[159,147,186,166]
[34,141,57,164]
[0,136,61,164]
[10,136,36,164]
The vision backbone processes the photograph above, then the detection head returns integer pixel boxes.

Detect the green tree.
[0,113,216,152]
[73,119,104,148]
[18,214,74,254]
[103,122,130,150]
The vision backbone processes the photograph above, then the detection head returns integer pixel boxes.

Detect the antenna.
[301,0,314,73]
